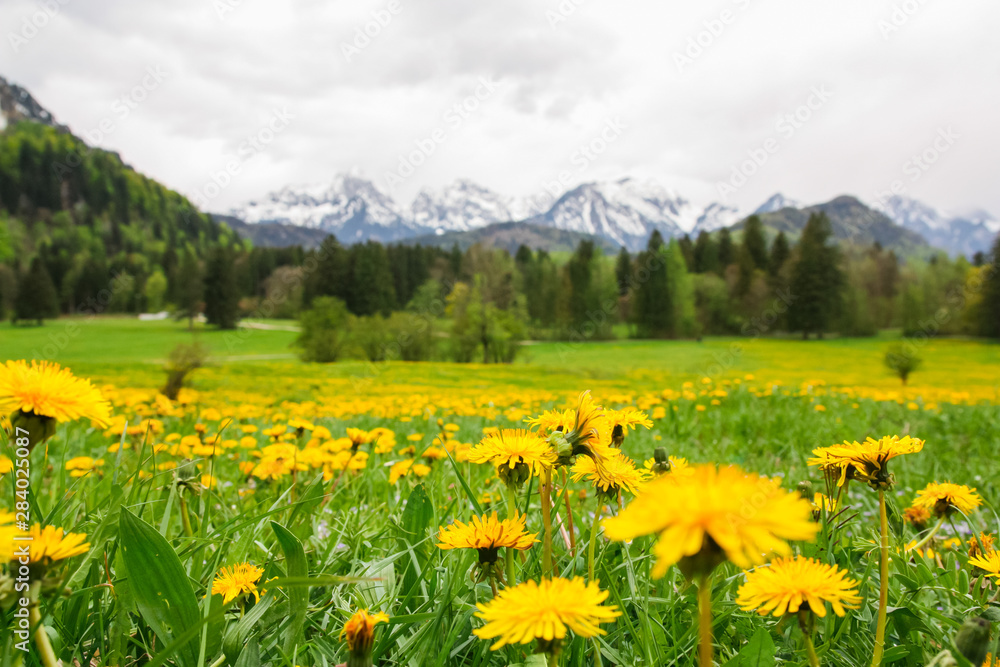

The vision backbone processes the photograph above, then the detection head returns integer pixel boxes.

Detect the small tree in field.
[296,296,351,363]
[162,342,209,400]
[884,342,922,385]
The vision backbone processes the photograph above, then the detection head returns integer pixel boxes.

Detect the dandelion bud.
[340,609,389,667]
[953,617,991,666]
[11,410,57,450]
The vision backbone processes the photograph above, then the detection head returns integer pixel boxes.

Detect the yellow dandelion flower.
[340,609,388,657]
[346,427,373,451]
[388,459,430,485]
[0,456,12,474]
[969,550,1000,580]
[643,454,692,476]
[605,407,653,445]
[65,456,104,478]
[811,493,837,515]
[0,360,111,430]
[473,577,620,651]
[571,451,649,496]
[467,429,556,486]
[911,481,982,517]
[1,524,90,565]
[212,563,265,603]
[525,408,575,435]
[437,512,537,563]
[808,435,923,489]
[969,532,995,559]
[736,556,861,618]
[603,464,817,578]
[903,505,931,529]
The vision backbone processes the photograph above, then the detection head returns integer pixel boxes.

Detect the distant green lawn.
[1,316,998,395]
[0,316,298,365]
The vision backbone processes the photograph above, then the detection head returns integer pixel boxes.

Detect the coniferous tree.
[204,246,239,329]
[633,231,673,337]
[742,215,769,271]
[787,213,843,339]
[614,247,632,296]
[769,232,790,277]
[14,257,59,325]
[176,250,203,330]
[678,234,695,272]
[304,236,348,306]
[717,228,735,269]
[347,242,397,316]
[693,231,719,274]
[980,234,1000,338]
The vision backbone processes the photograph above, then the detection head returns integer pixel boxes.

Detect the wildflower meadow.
[1,336,999,667]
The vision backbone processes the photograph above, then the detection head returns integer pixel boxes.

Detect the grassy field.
[1,318,999,666]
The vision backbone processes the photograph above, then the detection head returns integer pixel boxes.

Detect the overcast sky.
[3,0,998,216]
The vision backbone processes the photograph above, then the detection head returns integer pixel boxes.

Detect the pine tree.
[14,257,59,325]
[304,235,348,305]
[204,246,239,329]
[176,250,203,330]
[614,247,632,296]
[678,234,695,272]
[769,232,790,277]
[787,213,844,339]
[980,234,1000,338]
[742,215,769,271]
[693,231,719,274]
[717,228,735,269]
[633,231,673,337]
[347,242,397,316]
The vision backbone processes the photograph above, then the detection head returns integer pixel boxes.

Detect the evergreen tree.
[204,246,239,329]
[666,239,696,337]
[717,228,735,269]
[633,231,673,337]
[304,236,348,305]
[14,257,59,325]
[787,213,844,339]
[176,250,203,330]
[614,247,632,296]
[980,234,1000,338]
[693,231,719,274]
[346,242,397,316]
[678,234,695,272]
[769,232,790,277]
[742,215,769,271]
[734,245,755,298]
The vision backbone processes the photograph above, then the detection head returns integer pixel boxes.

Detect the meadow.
[1,318,999,667]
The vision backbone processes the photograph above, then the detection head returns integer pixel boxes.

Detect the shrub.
[884,341,922,385]
[296,296,350,362]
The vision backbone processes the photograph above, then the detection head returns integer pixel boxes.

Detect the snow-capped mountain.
[754,193,803,215]
[229,174,744,251]
[410,179,543,233]
[873,195,998,257]
[0,75,68,133]
[230,174,421,243]
[528,177,740,250]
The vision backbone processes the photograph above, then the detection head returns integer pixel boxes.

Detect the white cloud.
[3,0,997,216]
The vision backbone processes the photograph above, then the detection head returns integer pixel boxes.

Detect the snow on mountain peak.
[754,193,803,215]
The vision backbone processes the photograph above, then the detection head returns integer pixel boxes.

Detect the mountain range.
[228,174,998,256]
[2,73,995,257]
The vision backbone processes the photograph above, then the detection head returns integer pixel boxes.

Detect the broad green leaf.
[270,520,308,653]
[400,483,433,542]
[736,627,775,667]
[234,639,260,667]
[118,508,201,667]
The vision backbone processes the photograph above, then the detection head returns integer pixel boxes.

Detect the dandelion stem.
[506,483,517,587]
[871,489,889,667]
[29,581,60,667]
[208,655,227,667]
[541,466,553,578]
[561,468,577,559]
[179,494,195,538]
[909,514,945,552]
[804,633,821,667]
[698,573,714,667]
[587,503,603,583]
